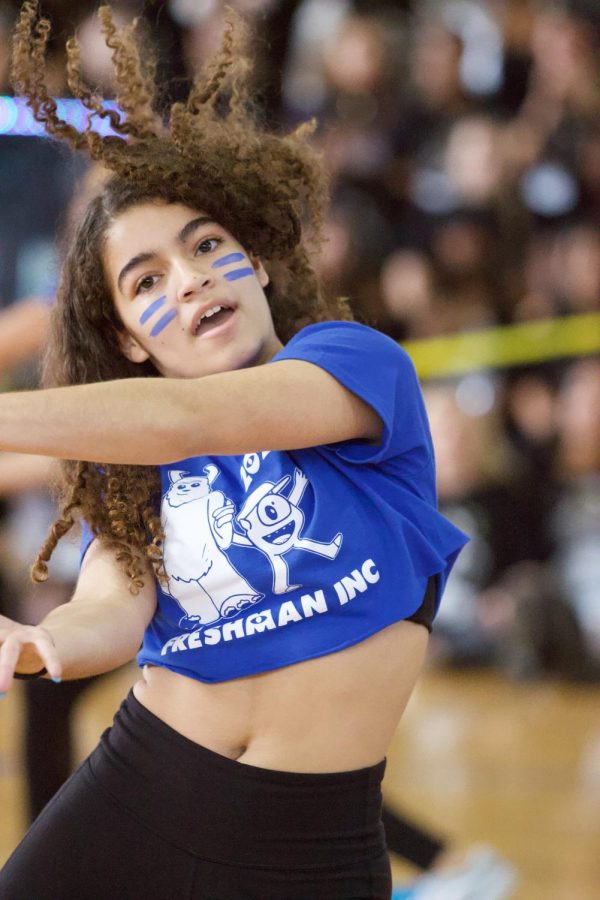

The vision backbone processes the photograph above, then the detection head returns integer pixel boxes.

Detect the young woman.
[0,4,467,898]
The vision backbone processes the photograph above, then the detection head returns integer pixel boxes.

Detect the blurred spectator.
[0,1,105,821]
[477,560,597,682]
[379,248,436,340]
[424,376,559,673]
[551,359,600,660]
[171,0,304,124]
[0,163,108,822]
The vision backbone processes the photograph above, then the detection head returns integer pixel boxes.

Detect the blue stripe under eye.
[224,267,254,282]
[212,252,246,268]
[140,296,166,324]
[150,308,177,337]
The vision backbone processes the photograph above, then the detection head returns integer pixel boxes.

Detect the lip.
[190,300,237,337]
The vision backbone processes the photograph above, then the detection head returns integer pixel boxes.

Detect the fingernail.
[51,677,62,684]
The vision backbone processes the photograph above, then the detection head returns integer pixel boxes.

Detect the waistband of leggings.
[87,689,386,869]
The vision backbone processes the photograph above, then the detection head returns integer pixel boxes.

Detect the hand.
[289,468,308,504]
[0,615,61,694]
[212,500,234,548]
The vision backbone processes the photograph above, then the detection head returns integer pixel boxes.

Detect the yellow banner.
[403,312,600,380]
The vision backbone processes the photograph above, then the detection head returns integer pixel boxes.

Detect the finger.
[34,634,62,682]
[20,626,62,682]
[33,626,62,677]
[0,631,61,693]
[0,634,24,693]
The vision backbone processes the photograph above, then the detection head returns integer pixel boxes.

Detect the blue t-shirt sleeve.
[272,321,433,467]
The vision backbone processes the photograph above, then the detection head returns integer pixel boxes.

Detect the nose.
[176,264,215,304]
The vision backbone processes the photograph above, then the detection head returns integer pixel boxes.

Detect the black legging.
[23,675,99,821]
[23,678,445,870]
[1,690,392,900]
[382,806,444,870]
[23,677,444,880]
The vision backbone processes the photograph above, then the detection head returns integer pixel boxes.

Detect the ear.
[204,464,219,485]
[250,256,270,289]
[272,475,291,494]
[117,329,151,364]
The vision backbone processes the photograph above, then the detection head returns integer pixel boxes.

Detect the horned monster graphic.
[231,468,343,594]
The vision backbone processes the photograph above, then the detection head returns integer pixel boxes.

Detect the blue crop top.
[81,321,468,683]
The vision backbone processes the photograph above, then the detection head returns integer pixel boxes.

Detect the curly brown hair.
[11,2,351,591]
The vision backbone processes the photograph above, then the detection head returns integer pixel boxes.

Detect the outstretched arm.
[0,360,381,465]
[0,538,157,693]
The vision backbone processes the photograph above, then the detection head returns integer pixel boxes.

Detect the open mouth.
[193,304,235,336]
[263,521,295,545]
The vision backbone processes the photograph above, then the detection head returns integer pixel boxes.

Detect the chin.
[160,335,267,379]
[214,339,266,374]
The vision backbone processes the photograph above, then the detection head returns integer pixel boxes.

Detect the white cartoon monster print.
[232,468,343,594]
[162,466,263,628]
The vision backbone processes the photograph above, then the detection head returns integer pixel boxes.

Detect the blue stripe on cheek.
[211,252,246,269]
[149,308,178,337]
[224,267,255,282]
[139,295,166,325]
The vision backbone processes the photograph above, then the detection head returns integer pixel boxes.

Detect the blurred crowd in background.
[0,0,598,695]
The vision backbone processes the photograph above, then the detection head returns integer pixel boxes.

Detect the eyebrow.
[116,216,217,293]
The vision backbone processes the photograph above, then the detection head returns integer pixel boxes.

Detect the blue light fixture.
[0,96,124,137]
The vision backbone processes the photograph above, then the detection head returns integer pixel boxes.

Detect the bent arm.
[0,452,57,495]
[0,538,156,691]
[0,360,381,464]
[0,297,50,372]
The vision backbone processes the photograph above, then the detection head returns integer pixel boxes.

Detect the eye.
[135,274,159,295]
[257,495,290,526]
[195,237,222,255]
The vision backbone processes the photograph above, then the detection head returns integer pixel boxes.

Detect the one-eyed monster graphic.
[162,466,262,628]
[231,468,343,594]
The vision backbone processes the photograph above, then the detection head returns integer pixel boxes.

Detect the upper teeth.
[201,305,223,320]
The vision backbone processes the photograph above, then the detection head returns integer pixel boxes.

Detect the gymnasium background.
[0,2,598,897]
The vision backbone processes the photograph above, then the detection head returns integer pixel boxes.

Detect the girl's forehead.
[111,200,215,232]
[103,201,233,280]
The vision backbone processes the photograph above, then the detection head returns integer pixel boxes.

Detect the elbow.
[153,391,209,463]
[137,421,206,465]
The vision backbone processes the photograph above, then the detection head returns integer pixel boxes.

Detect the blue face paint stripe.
[212,252,246,269]
[139,295,166,325]
[224,267,255,282]
[149,308,178,337]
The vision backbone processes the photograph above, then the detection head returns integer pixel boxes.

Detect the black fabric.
[382,806,445,869]
[0,690,392,900]
[405,574,437,632]
[12,667,47,680]
[23,675,99,822]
